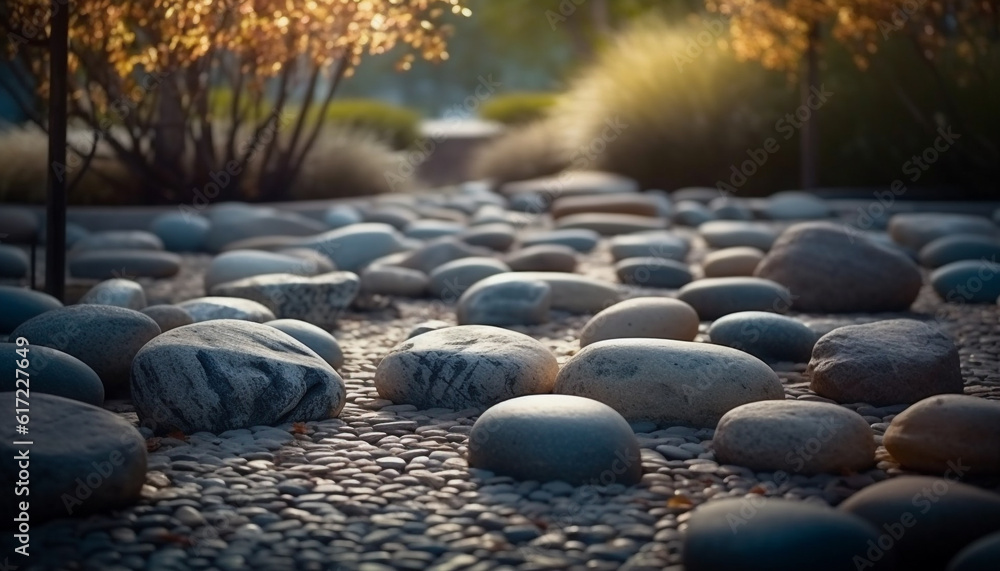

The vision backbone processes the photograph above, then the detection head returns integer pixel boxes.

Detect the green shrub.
[469,119,571,184]
[480,92,559,126]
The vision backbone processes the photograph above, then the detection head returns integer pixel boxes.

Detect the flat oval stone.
[677,277,792,320]
[0,285,62,334]
[429,257,510,300]
[713,400,875,474]
[205,250,323,291]
[579,297,699,347]
[478,272,621,314]
[68,249,182,279]
[839,476,1000,570]
[520,228,600,253]
[406,319,452,339]
[756,222,924,312]
[10,305,160,396]
[554,339,783,427]
[298,223,410,272]
[264,319,344,370]
[948,532,1000,571]
[468,395,642,485]
[458,223,516,251]
[699,221,778,251]
[457,275,551,326]
[708,311,816,363]
[140,304,194,332]
[208,272,359,327]
[78,278,147,310]
[360,266,429,297]
[671,200,715,227]
[0,244,29,278]
[763,191,831,220]
[701,246,764,277]
[374,325,558,410]
[131,320,346,434]
[889,213,997,251]
[614,257,693,288]
[551,193,659,219]
[204,211,328,253]
[274,248,337,272]
[71,230,164,252]
[555,213,667,236]
[323,205,363,229]
[672,187,720,204]
[808,319,963,406]
[0,393,146,522]
[1,343,104,405]
[609,232,690,263]
[364,205,418,230]
[708,196,753,221]
[505,244,578,273]
[149,212,210,252]
[918,234,1000,268]
[395,238,493,274]
[684,498,893,571]
[884,394,1000,475]
[177,296,277,323]
[930,259,1000,304]
[403,219,463,240]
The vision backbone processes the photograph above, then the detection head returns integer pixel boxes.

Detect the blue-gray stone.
[678,277,792,320]
[0,244,29,278]
[264,319,344,370]
[10,305,160,396]
[1,343,104,405]
[140,305,194,332]
[671,200,715,227]
[0,285,63,334]
[150,212,211,252]
[609,232,689,262]
[919,234,1000,269]
[428,257,510,300]
[298,223,410,272]
[458,223,517,251]
[208,272,359,327]
[763,191,831,220]
[177,296,277,323]
[204,211,328,253]
[699,221,778,251]
[684,498,894,571]
[403,220,463,240]
[930,259,1000,304]
[68,249,182,279]
[71,230,164,252]
[457,275,551,326]
[615,257,692,288]
[130,320,346,434]
[708,197,753,220]
[889,213,997,251]
[0,392,146,522]
[323,205,363,229]
[468,395,642,485]
[78,279,147,310]
[948,532,1000,571]
[521,229,601,253]
[708,311,816,363]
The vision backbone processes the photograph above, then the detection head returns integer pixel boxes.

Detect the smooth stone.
[948,532,1000,571]
[457,223,516,251]
[504,244,578,273]
[205,250,326,291]
[614,257,693,288]
[755,222,923,312]
[554,339,783,427]
[395,238,493,274]
[763,191,831,220]
[708,197,753,221]
[840,476,1000,570]
[930,260,1000,304]
[702,246,765,277]
[0,244,29,278]
[374,325,558,410]
[677,277,792,320]
[713,400,875,474]
[323,205,363,229]
[428,257,510,300]
[551,193,659,219]
[298,223,410,272]
[403,220,464,240]
[360,266,429,297]
[72,230,164,252]
[204,211,328,253]
[219,234,303,252]
[131,320,345,434]
[10,305,160,396]
[274,248,337,272]
[208,272,359,327]
[609,231,690,262]
[468,395,642,485]
[889,213,997,251]
[671,187,720,204]
[206,202,276,224]
[456,276,551,326]
[707,311,816,363]
[0,206,39,241]
[264,319,344,370]
[478,272,620,314]
[555,213,667,236]
[0,285,62,334]
[1,343,104,405]
[500,170,639,198]
[364,205,418,230]
[68,249,182,279]
[78,279,147,310]
[579,297,699,347]
[0,393,146,522]
[884,394,1000,475]
[671,200,715,227]
[699,221,778,251]
[808,319,963,406]
[406,320,452,339]
[520,229,600,253]
[140,305,194,332]
[684,498,894,571]
[176,296,277,323]
[919,234,1000,268]
[149,212,211,252]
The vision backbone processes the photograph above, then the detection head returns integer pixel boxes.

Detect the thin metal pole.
[46,0,68,301]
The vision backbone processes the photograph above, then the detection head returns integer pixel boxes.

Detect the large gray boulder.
[0,343,104,406]
[209,272,359,327]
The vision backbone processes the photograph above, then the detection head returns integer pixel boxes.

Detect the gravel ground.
[5,224,1000,571]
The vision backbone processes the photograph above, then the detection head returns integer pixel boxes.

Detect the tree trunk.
[799,21,820,189]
